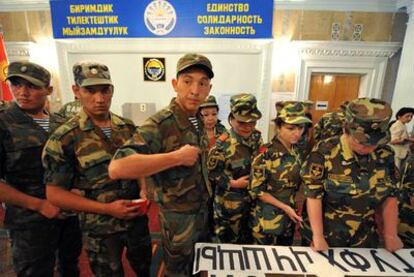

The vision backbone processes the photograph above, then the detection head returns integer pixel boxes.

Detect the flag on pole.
[0,32,12,101]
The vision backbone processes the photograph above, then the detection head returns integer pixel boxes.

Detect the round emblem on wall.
[144,58,165,81]
[144,0,176,36]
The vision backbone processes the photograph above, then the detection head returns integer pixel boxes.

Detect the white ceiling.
[0,0,410,12]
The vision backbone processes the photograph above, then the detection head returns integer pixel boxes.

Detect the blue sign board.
[50,0,273,39]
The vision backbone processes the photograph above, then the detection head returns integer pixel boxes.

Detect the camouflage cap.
[345,98,392,145]
[275,100,297,114]
[277,101,312,125]
[177,53,214,79]
[303,100,314,108]
[6,61,51,87]
[230,93,262,123]
[73,62,112,87]
[199,95,219,109]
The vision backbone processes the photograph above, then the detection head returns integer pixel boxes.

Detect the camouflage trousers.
[159,208,209,277]
[85,215,151,277]
[213,189,252,244]
[398,201,414,248]
[300,216,379,248]
[9,216,82,277]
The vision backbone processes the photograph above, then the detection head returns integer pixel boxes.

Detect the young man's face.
[73,84,113,118]
[172,68,212,115]
[8,77,52,113]
[345,133,377,155]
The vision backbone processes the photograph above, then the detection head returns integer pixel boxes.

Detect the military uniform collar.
[230,128,257,148]
[340,134,355,161]
[169,98,200,131]
[78,108,126,131]
[271,136,292,155]
[8,102,49,124]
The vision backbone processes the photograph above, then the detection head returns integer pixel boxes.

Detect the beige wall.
[271,10,407,94]
[273,10,406,42]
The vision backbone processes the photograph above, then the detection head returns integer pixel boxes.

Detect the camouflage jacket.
[208,128,263,193]
[0,102,64,228]
[207,121,228,149]
[114,98,211,213]
[215,122,227,136]
[42,108,137,235]
[399,153,414,246]
[249,137,302,235]
[313,111,345,141]
[301,134,398,245]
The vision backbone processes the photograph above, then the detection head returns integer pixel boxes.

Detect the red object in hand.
[128,199,150,214]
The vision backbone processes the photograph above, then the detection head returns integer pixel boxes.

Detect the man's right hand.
[106,199,142,219]
[175,144,200,166]
[229,175,249,189]
[311,234,329,251]
[38,200,61,219]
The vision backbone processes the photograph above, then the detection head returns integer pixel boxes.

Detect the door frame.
[294,41,401,101]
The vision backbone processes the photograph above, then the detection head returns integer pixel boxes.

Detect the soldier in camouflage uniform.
[109,53,214,277]
[313,101,348,141]
[296,100,313,158]
[42,61,151,276]
[199,95,227,149]
[301,97,403,252]
[398,153,414,247]
[208,93,263,244]
[0,61,82,276]
[250,102,311,245]
[55,98,82,120]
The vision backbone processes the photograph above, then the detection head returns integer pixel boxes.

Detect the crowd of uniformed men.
[0,53,412,277]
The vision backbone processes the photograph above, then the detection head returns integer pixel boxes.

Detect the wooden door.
[308,74,360,125]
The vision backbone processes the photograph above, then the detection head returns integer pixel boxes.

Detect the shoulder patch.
[259,146,267,154]
[218,133,229,142]
[310,163,324,179]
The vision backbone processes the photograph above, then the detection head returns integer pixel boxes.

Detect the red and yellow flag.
[0,33,12,101]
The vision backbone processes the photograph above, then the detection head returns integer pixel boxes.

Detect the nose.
[189,82,200,95]
[94,92,105,102]
[294,129,303,138]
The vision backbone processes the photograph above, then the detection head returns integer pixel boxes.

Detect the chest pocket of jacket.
[77,150,112,186]
[324,174,357,196]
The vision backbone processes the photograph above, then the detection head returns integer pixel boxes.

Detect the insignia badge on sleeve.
[207,156,219,170]
[310,163,324,179]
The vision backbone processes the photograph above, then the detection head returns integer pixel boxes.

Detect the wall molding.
[297,41,402,58]
[0,0,403,12]
[0,0,49,11]
[275,0,401,12]
[4,41,33,61]
[293,41,402,101]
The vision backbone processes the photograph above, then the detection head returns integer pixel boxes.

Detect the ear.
[46,86,53,96]
[171,78,178,93]
[72,85,80,99]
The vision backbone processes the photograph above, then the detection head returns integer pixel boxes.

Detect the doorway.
[308,73,360,125]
